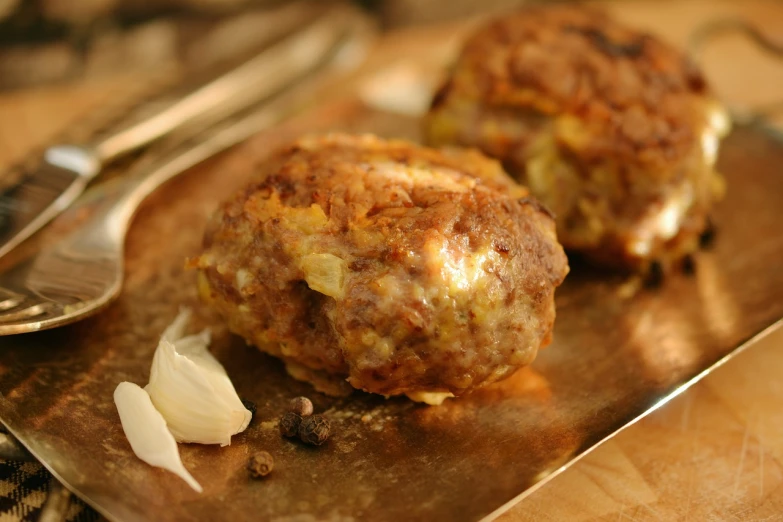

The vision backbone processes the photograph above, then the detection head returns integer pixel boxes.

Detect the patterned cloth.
[0,459,100,522]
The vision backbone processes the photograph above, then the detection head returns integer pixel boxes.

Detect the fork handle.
[89,1,347,172]
[74,9,372,253]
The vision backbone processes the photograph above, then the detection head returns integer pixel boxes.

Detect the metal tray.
[0,87,782,521]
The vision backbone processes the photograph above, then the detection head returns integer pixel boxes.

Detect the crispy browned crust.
[195,133,568,397]
[431,5,706,170]
[424,5,728,271]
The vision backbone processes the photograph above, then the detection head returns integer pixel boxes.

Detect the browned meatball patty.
[193,133,568,401]
[424,5,730,272]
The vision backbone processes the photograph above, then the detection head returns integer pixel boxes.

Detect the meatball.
[424,5,730,272]
[193,133,568,401]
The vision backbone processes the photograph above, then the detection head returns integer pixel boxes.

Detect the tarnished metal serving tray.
[1,74,782,522]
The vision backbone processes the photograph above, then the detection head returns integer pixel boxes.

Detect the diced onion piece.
[300,253,347,299]
[405,391,454,405]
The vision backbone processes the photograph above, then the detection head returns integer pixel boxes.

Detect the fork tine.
[0,297,24,312]
[0,303,52,323]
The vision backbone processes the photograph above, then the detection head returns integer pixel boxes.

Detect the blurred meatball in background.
[424,5,730,273]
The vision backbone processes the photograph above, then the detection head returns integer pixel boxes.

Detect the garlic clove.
[146,341,244,445]
[113,382,203,493]
[161,307,193,342]
[145,309,251,446]
[172,330,224,375]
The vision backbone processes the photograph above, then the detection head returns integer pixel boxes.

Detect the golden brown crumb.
[194,133,568,397]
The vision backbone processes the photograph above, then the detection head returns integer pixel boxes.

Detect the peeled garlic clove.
[161,307,193,342]
[114,382,203,493]
[145,309,251,446]
[146,341,245,445]
[172,330,224,375]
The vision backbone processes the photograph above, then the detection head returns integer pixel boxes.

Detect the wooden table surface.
[1,1,782,521]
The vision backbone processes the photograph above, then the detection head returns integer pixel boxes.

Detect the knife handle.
[88,0,349,174]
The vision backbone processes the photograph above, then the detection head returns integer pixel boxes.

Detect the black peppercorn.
[298,415,331,446]
[682,254,696,275]
[279,412,302,438]
[644,261,664,288]
[247,451,274,478]
[699,218,716,248]
[241,399,257,422]
[288,396,313,417]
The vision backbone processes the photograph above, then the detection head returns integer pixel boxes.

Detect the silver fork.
[0,7,372,335]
